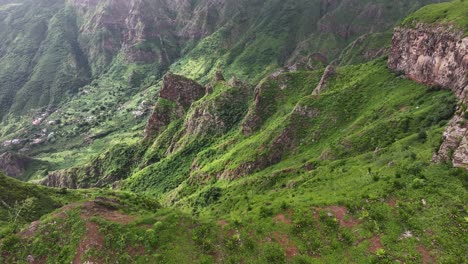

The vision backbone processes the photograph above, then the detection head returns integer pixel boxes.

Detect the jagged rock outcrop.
[388,23,468,169]
[167,76,250,153]
[159,73,206,109]
[41,170,78,189]
[313,65,335,95]
[144,73,205,139]
[338,32,392,66]
[242,74,289,136]
[184,80,248,137]
[388,24,467,98]
[432,115,468,168]
[41,143,145,189]
[0,152,33,179]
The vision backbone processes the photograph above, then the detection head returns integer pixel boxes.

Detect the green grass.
[118,58,466,262]
[0,57,466,263]
[0,172,83,236]
[401,0,468,35]
[0,1,467,262]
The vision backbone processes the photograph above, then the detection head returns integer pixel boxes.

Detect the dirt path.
[73,220,104,264]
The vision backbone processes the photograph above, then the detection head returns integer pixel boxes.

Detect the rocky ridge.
[144,73,206,140]
[388,23,468,169]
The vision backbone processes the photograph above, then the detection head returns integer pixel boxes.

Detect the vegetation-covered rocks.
[0,0,467,263]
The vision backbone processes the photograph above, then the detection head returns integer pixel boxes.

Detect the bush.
[196,187,222,207]
[417,130,428,143]
[259,206,274,218]
[263,243,286,264]
[411,178,425,189]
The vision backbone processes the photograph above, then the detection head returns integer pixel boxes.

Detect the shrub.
[196,187,222,207]
[411,178,425,189]
[263,243,286,264]
[259,206,274,218]
[417,130,428,143]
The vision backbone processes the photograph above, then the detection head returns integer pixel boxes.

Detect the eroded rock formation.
[0,152,33,179]
[144,73,205,139]
[388,23,468,169]
[313,65,335,95]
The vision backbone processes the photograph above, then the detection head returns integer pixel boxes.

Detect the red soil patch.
[52,203,81,219]
[217,220,229,228]
[73,221,104,264]
[417,245,435,264]
[273,213,292,225]
[272,232,299,259]
[368,235,383,252]
[323,206,360,228]
[127,245,145,256]
[8,198,137,264]
[73,199,135,263]
[27,255,47,264]
[80,201,135,224]
[21,220,41,238]
[387,198,397,208]
[98,209,134,224]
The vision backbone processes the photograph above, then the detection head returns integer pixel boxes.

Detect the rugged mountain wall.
[0,0,444,122]
[388,23,467,168]
[144,73,206,140]
[0,152,32,179]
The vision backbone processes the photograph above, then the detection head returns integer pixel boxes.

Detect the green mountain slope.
[0,172,81,232]
[0,0,467,263]
[402,0,468,34]
[0,0,445,174]
[1,56,467,261]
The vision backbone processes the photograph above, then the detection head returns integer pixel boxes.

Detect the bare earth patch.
[21,220,41,238]
[73,221,104,264]
[368,235,383,252]
[217,219,229,228]
[80,200,135,224]
[387,198,397,208]
[417,245,435,264]
[323,206,360,228]
[273,213,292,225]
[41,198,136,264]
[272,232,299,259]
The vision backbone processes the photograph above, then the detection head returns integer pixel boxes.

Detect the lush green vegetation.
[0,0,467,263]
[0,0,444,175]
[0,172,82,235]
[402,0,468,34]
[121,59,466,262]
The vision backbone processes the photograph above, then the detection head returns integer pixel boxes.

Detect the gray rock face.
[388,23,468,169]
[388,24,467,99]
[0,152,32,179]
[40,170,77,189]
[159,73,206,109]
[313,65,336,95]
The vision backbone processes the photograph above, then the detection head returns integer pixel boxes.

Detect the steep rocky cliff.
[144,73,206,140]
[388,23,468,169]
[0,152,32,179]
[0,0,442,122]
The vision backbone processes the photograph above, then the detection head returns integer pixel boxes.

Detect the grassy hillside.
[401,0,468,34]
[72,58,464,262]
[1,59,466,263]
[0,172,82,233]
[0,0,447,176]
[0,1,467,263]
